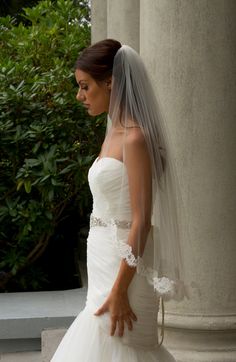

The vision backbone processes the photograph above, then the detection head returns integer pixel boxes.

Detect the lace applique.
[136,257,175,298]
[109,218,137,267]
[153,277,175,297]
[111,220,176,298]
[116,241,138,267]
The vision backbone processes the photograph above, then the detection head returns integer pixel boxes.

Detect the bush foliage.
[0,0,105,291]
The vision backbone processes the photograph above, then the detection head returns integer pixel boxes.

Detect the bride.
[51,39,186,362]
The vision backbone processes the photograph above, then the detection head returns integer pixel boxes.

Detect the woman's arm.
[94,260,137,337]
[95,129,152,337]
[125,128,152,256]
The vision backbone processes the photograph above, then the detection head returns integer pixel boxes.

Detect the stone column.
[91,0,107,43]
[107,0,140,52]
[140,1,236,361]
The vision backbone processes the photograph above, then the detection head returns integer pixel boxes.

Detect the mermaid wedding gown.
[51,157,176,362]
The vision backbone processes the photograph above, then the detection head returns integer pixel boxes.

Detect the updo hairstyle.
[75,39,121,82]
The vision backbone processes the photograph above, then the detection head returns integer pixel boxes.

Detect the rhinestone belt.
[90,214,132,229]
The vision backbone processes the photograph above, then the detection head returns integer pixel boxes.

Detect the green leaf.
[24,180,32,193]
[39,175,50,183]
[16,179,24,191]
[48,189,54,202]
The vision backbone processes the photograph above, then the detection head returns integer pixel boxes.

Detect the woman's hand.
[94,289,137,337]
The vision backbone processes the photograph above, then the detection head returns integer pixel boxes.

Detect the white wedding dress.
[51,157,176,362]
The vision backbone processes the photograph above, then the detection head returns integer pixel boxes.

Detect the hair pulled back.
[75,39,121,82]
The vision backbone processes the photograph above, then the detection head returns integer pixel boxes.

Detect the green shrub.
[0,0,105,291]
[0,0,41,19]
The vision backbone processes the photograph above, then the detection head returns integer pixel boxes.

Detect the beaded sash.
[90,213,132,229]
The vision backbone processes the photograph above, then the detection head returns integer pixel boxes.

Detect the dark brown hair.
[75,39,121,82]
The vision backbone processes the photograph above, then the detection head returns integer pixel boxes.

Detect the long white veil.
[99,45,188,305]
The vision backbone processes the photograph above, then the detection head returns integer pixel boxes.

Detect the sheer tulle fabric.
[101,45,187,302]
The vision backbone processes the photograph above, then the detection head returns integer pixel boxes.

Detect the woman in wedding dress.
[51,39,186,362]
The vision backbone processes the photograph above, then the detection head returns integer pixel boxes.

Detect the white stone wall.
[92,0,139,51]
[91,1,236,361]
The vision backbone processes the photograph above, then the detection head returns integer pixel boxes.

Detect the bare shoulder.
[124,127,151,169]
[125,127,147,151]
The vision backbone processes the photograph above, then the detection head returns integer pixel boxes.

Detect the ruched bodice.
[88,157,132,222]
[51,157,176,362]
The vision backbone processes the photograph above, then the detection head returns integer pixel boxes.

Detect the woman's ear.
[106,77,112,91]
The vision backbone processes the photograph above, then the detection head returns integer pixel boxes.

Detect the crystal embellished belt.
[90,214,132,229]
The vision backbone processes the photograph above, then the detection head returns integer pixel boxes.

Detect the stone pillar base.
[162,313,236,362]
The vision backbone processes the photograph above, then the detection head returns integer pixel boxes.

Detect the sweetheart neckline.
[95,156,124,166]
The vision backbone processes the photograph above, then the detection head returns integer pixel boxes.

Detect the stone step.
[0,263,87,354]
[0,351,41,362]
[41,329,67,362]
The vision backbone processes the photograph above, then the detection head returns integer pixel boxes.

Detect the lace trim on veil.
[110,219,176,300]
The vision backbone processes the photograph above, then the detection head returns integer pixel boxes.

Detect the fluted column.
[107,0,140,52]
[140,1,236,361]
[91,0,107,43]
